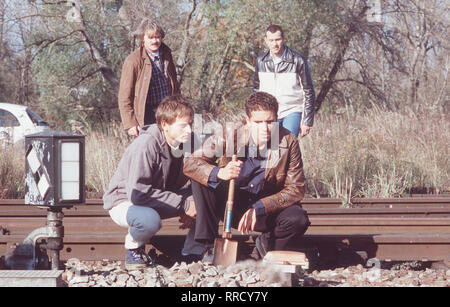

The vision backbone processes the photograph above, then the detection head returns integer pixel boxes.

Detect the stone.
[223,272,236,279]
[70,275,89,284]
[239,271,249,281]
[62,257,450,288]
[225,265,241,274]
[64,270,75,282]
[227,280,240,287]
[145,278,164,287]
[116,273,129,287]
[71,282,89,287]
[96,279,110,287]
[170,262,180,271]
[207,280,219,287]
[192,276,201,287]
[129,270,144,281]
[205,267,218,277]
[106,272,117,284]
[188,262,203,275]
[126,277,139,287]
[247,276,257,284]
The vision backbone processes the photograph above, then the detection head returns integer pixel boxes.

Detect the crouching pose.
[103,95,204,269]
[183,91,310,261]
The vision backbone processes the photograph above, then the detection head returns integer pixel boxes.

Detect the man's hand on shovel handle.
[217,159,243,181]
[238,208,256,234]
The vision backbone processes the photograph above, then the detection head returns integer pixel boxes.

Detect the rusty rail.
[1,198,450,264]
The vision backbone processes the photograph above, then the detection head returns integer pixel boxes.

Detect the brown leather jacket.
[183,123,306,215]
[118,43,180,130]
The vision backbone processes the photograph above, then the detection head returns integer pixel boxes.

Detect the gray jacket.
[103,124,189,210]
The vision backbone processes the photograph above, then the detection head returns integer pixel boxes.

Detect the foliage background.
[0,0,449,199]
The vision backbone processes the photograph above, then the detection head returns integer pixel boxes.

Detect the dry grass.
[1,110,448,200]
[84,122,131,198]
[0,143,25,199]
[301,108,449,200]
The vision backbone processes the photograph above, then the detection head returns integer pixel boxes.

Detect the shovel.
[213,155,239,267]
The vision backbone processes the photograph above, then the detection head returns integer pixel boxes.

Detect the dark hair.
[265,24,284,37]
[156,95,194,130]
[245,92,278,118]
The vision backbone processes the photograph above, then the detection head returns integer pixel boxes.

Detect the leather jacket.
[183,123,306,215]
[118,44,180,130]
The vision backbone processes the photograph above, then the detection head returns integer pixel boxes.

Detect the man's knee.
[126,206,162,242]
[280,205,310,235]
[292,206,310,235]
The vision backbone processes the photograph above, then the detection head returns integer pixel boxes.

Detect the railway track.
[1,197,449,266]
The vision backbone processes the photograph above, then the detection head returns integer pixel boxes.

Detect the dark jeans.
[191,179,310,251]
[144,107,156,125]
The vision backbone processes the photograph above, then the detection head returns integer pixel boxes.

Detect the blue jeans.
[278,112,302,137]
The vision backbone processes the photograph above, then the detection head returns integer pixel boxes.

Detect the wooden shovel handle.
[223,154,237,238]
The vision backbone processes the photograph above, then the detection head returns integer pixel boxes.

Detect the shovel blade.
[212,238,238,267]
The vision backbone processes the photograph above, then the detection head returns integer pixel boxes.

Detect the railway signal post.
[6,131,85,270]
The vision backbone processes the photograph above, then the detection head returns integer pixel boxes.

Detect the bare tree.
[175,0,208,85]
[315,3,370,111]
[383,0,449,111]
[65,0,119,91]
[0,0,4,52]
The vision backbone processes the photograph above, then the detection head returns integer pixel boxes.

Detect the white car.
[0,103,50,144]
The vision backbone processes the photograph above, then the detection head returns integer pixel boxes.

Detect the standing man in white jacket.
[254,24,316,138]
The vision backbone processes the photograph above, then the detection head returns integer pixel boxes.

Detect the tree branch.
[68,0,119,91]
[231,59,254,72]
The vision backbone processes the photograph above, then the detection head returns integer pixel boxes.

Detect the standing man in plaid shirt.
[118,18,180,137]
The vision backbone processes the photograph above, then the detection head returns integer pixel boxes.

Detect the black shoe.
[255,234,269,259]
[180,253,203,264]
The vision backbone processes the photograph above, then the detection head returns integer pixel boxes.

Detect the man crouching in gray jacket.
[103,95,205,269]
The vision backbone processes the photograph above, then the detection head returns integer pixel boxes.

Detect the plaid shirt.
[145,51,171,110]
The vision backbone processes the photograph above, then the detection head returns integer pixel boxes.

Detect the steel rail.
[1,197,450,264]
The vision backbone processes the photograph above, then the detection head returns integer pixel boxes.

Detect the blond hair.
[132,18,165,47]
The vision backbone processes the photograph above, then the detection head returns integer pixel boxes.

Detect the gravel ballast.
[62,258,450,287]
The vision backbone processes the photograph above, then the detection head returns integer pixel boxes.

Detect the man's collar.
[270,46,286,62]
[140,43,170,60]
[248,134,270,160]
[146,50,161,61]
[263,45,293,63]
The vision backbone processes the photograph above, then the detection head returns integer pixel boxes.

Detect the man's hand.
[185,200,196,218]
[127,125,140,137]
[179,200,196,229]
[217,159,243,181]
[238,208,256,234]
[300,125,311,137]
